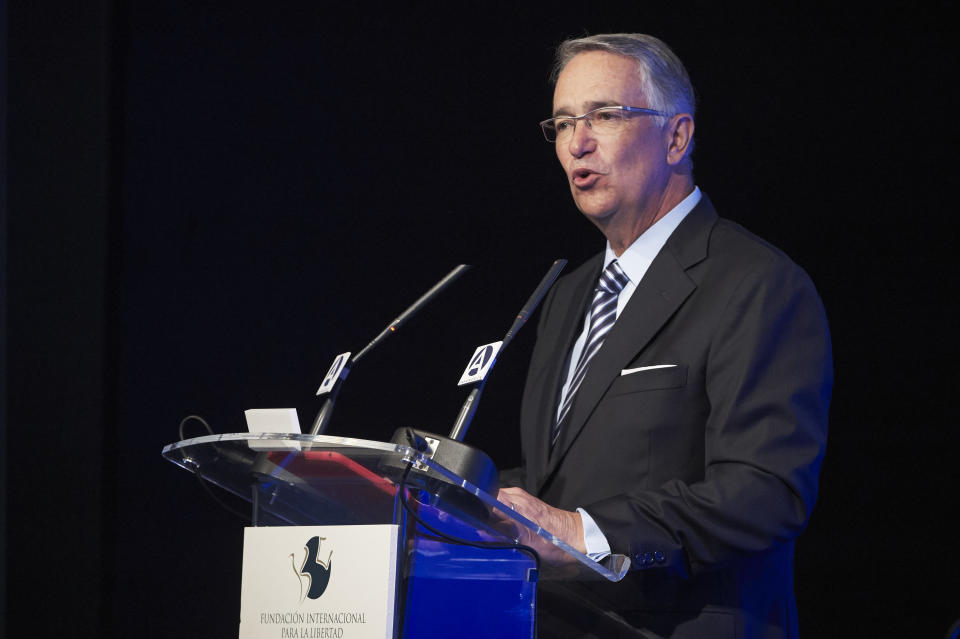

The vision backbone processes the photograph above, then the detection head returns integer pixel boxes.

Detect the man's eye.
[555,119,574,131]
[595,110,619,121]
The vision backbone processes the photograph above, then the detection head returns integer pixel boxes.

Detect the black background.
[3,2,958,637]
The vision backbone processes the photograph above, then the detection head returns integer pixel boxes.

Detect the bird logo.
[291,536,333,602]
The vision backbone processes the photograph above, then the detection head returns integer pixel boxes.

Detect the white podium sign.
[240,525,399,639]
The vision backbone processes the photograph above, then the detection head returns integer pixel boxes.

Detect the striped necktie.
[552,259,630,449]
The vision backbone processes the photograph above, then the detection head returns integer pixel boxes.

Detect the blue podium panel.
[403,538,535,639]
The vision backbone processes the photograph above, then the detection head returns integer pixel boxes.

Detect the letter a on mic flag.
[457,341,503,386]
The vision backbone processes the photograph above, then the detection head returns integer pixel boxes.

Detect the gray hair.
[550,33,696,122]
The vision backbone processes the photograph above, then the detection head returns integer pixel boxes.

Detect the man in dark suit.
[497,34,832,638]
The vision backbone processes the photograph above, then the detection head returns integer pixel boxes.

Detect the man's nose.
[566,119,596,158]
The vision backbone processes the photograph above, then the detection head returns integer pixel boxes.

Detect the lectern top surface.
[162,433,629,582]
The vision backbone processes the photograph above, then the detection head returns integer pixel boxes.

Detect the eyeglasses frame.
[539,105,668,142]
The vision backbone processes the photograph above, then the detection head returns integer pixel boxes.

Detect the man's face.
[552,51,671,230]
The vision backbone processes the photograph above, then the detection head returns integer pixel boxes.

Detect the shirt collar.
[603,186,702,285]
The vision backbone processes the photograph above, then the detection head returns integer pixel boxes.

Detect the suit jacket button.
[654,551,665,563]
[644,552,654,564]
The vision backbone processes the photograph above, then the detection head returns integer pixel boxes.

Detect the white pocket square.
[620,364,677,376]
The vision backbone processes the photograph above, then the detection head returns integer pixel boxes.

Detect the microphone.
[389,259,567,497]
[308,264,471,436]
[449,258,567,442]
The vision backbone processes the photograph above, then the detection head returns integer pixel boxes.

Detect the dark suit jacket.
[516,195,832,639]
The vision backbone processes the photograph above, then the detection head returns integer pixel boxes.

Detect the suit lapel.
[525,255,600,492]
[542,198,718,482]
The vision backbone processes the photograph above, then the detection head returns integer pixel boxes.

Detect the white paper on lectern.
[240,525,398,639]
[243,408,301,451]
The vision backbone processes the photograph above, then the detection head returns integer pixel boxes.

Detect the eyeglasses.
[539,105,667,142]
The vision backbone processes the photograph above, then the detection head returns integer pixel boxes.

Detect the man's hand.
[497,486,586,555]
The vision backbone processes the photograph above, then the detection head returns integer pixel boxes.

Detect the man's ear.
[665,113,694,165]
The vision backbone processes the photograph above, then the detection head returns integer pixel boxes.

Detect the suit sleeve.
[583,259,832,577]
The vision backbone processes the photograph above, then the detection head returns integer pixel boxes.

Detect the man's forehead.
[552,51,645,113]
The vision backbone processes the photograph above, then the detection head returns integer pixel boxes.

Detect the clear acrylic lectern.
[163,433,629,638]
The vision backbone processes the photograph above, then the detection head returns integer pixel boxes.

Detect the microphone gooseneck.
[448,259,567,442]
[309,264,472,436]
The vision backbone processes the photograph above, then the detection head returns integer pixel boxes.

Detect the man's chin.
[572,190,615,215]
